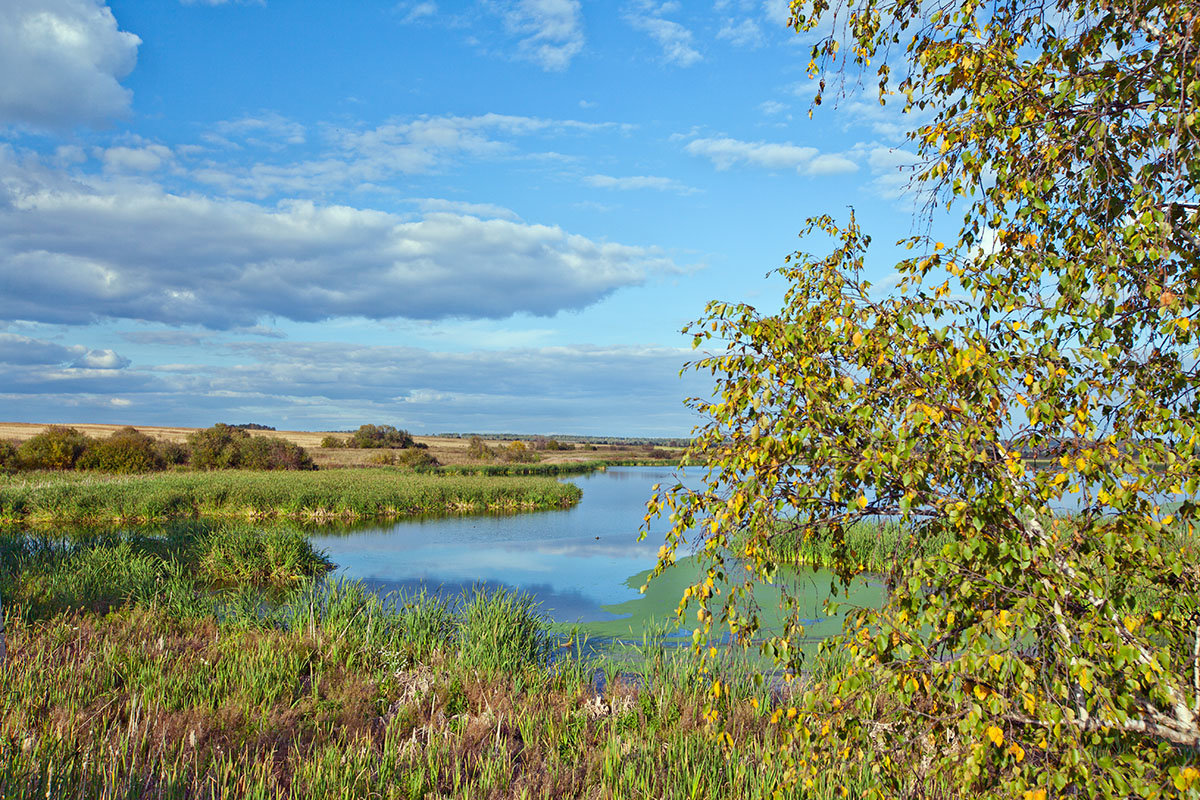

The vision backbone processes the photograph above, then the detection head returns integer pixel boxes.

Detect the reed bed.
[0,521,869,800]
[0,469,581,525]
[0,579,864,800]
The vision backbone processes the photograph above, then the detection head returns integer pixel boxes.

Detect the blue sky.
[0,0,939,435]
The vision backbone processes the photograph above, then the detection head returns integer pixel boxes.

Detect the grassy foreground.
[0,469,581,525]
[0,526,866,800]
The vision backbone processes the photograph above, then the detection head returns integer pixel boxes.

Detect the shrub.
[348,424,416,449]
[77,427,165,473]
[319,435,347,448]
[236,436,316,471]
[188,424,314,471]
[466,436,495,461]
[498,441,539,463]
[531,437,573,451]
[17,426,95,470]
[157,440,190,466]
[188,424,248,470]
[395,448,439,469]
[0,440,19,474]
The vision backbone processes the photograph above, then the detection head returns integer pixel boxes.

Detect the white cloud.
[584,174,697,194]
[0,333,127,369]
[626,6,701,66]
[762,0,790,25]
[497,0,585,71]
[861,144,921,199]
[759,100,786,115]
[685,135,859,175]
[410,198,521,220]
[717,17,762,47]
[400,1,437,23]
[208,112,306,148]
[0,0,140,129]
[179,0,265,5]
[0,151,676,329]
[806,153,858,175]
[101,144,173,173]
[0,337,707,434]
[190,113,618,198]
[685,136,814,170]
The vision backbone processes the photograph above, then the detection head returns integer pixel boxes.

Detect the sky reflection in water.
[310,467,695,626]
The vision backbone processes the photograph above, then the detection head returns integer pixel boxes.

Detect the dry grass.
[0,422,683,468]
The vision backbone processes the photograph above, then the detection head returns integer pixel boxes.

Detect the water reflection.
[310,467,884,645]
[310,467,687,626]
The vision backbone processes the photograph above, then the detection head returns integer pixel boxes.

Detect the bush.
[188,424,248,470]
[348,424,416,449]
[77,427,165,474]
[498,441,539,463]
[319,435,347,448]
[531,437,574,451]
[236,436,316,471]
[17,426,95,470]
[188,424,315,471]
[366,449,440,469]
[466,436,495,461]
[0,440,19,474]
[157,440,190,466]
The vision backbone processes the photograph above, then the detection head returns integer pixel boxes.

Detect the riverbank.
[0,527,863,800]
[0,469,582,525]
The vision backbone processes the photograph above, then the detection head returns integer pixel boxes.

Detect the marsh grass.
[0,523,333,621]
[745,518,951,574]
[0,468,582,525]
[0,521,870,800]
[0,592,866,800]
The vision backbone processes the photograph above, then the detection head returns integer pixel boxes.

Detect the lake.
[309,466,883,646]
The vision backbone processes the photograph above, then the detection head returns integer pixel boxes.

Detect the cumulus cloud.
[0,0,141,129]
[0,332,143,398]
[584,174,696,194]
[0,151,675,329]
[625,4,701,66]
[496,0,585,71]
[0,333,129,369]
[684,136,857,175]
[100,143,174,172]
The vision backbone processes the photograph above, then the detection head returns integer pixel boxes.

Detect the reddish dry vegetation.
[1,609,789,800]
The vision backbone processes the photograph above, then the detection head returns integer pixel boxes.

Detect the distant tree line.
[438,433,691,447]
[0,424,314,474]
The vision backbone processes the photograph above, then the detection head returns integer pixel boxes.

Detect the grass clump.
[0,468,582,524]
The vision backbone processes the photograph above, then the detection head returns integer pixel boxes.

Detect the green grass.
[0,521,870,800]
[0,468,582,525]
[0,586,867,800]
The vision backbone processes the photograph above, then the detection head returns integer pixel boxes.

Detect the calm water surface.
[310,466,881,643]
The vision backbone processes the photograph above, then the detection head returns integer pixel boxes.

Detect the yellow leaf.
[986,725,1004,746]
[1006,742,1025,762]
